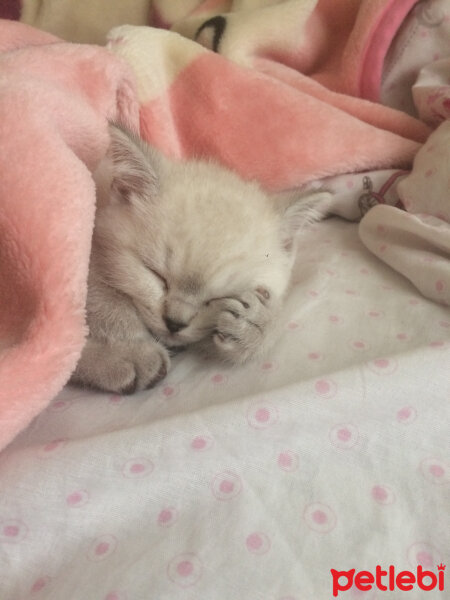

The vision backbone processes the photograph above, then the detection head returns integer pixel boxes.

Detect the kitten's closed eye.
[146,267,168,291]
[204,297,222,307]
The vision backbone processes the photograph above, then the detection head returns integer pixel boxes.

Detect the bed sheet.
[1,218,449,600]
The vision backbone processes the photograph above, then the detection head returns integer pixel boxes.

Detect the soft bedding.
[1,0,439,451]
[1,218,449,600]
[0,1,449,599]
[0,20,139,450]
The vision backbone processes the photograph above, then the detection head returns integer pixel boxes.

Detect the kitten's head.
[92,125,327,349]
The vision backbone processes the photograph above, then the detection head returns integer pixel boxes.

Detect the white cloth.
[1,219,448,600]
[381,0,450,117]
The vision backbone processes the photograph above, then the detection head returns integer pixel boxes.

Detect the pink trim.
[191,0,228,17]
[378,170,408,196]
[0,0,21,20]
[359,0,419,101]
[149,7,171,30]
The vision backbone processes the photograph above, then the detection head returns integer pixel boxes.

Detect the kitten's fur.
[71,125,330,394]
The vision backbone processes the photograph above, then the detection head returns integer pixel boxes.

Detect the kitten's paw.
[71,338,170,394]
[131,340,170,393]
[101,359,138,395]
[212,288,274,363]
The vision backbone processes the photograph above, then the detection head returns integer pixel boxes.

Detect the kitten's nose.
[164,316,186,333]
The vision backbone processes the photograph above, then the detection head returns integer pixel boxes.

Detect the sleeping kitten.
[71,125,330,394]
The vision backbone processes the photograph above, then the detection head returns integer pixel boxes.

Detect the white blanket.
[1,218,448,600]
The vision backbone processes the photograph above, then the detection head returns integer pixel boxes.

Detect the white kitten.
[71,125,330,393]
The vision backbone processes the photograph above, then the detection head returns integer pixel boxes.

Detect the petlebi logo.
[330,563,445,597]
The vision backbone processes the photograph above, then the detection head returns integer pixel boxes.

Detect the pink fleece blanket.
[0,1,434,451]
[0,20,139,450]
[109,0,431,190]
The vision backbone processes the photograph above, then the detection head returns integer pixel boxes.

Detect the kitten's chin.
[148,328,185,348]
[164,336,185,348]
[161,329,208,349]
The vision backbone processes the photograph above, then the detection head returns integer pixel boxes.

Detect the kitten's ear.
[107,124,158,203]
[279,191,331,251]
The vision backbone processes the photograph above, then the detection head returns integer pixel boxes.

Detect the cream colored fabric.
[21,0,151,44]
[107,25,206,103]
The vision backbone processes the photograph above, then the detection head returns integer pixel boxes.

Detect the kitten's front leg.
[71,275,170,394]
[211,287,279,364]
[71,336,170,395]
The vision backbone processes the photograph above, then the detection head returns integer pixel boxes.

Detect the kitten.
[71,125,330,394]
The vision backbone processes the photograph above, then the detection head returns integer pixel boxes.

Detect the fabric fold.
[0,20,139,450]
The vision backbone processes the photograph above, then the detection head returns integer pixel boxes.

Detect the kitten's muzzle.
[164,316,187,333]
[163,296,199,333]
